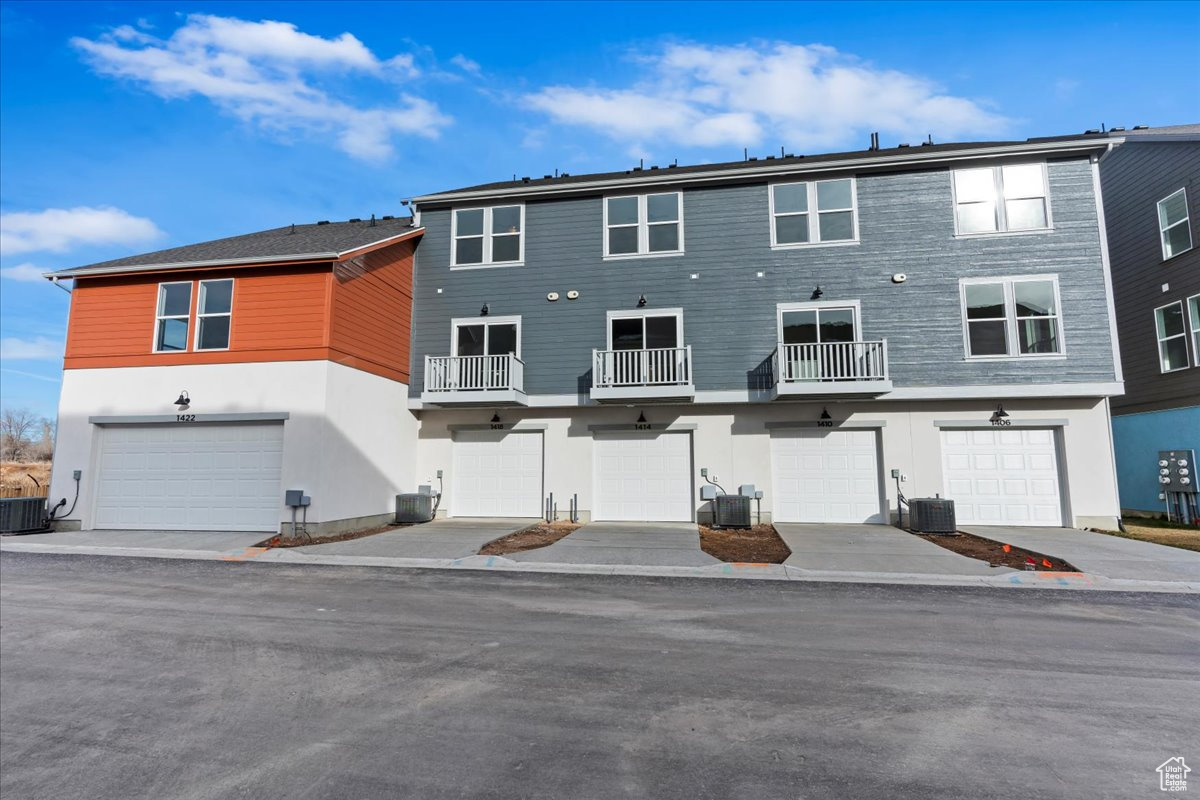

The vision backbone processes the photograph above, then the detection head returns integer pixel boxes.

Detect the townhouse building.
[45,131,1128,534]
[1098,124,1200,515]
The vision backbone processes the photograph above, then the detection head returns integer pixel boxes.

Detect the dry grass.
[1091,523,1200,553]
[0,462,51,497]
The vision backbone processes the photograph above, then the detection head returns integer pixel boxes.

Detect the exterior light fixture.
[491,413,501,424]
[811,286,823,300]
[480,303,490,316]
[992,404,1009,420]
[820,407,831,421]
[637,412,647,423]
[174,390,190,408]
[637,294,647,308]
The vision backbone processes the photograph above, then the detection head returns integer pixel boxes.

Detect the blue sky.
[2,0,1198,418]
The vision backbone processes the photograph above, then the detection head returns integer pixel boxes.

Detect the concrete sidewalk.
[961,526,1200,582]
[291,518,538,559]
[776,523,1014,576]
[1,529,268,554]
[508,522,721,567]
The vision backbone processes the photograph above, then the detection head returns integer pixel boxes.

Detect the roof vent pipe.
[869,132,880,151]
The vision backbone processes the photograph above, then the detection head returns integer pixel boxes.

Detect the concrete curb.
[3,541,1197,593]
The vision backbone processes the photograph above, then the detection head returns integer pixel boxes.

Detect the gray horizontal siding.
[410,157,1117,397]
[1100,140,1200,415]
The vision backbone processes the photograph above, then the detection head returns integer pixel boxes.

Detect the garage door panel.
[940,428,1063,527]
[95,423,283,532]
[772,429,883,523]
[594,433,692,522]
[452,431,543,518]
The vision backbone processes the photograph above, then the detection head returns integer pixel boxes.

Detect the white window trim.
[450,315,523,358]
[775,300,862,342]
[951,162,1054,238]
[1189,294,1200,368]
[958,275,1067,360]
[193,279,234,352]
[1157,188,1193,261]
[605,307,684,349]
[768,178,860,249]
[602,192,685,260]
[450,204,525,269]
[152,280,193,354]
[1154,300,1190,374]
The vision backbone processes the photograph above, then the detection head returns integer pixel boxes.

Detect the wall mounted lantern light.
[174,390,190,408]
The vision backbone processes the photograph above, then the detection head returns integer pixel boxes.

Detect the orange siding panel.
[328,239,415,383]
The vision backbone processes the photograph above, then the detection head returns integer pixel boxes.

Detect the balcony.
[420,354,527,406]
[771,340,892,398]
[591,346,695,402]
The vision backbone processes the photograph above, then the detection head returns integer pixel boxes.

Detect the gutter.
[44,227,424,280]
[413,139,1115,205]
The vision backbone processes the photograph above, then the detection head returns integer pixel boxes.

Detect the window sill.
[954,227,1054,240]
[1161,246,1194,263]
[1159,365,1191,374]
[450,261,525,271]
[603,251,686,261]
[962,354,1067,362]
[771,239,860,251]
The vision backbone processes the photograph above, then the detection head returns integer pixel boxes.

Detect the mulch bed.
[916,531,1079,571]
[699,523,791,564]
[256,523,413,549]
[479,522,581,555]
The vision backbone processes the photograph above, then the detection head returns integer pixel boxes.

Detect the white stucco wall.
[415,397,1120,528]
[49,361,419,531]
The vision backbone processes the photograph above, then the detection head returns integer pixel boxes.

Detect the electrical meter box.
[1158,450,1196,493]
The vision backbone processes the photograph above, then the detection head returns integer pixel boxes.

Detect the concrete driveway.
[962,525,1200,582]
[291,518,538,559]
[1,529,269,554]
[509,522,721,567]
[776,523,1012,575]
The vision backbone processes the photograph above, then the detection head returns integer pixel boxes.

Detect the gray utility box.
[712,494,752,529]
[396,493,434,524]
[0,497,47,533]
[1158,450,1196,493]
[908,498,956,534]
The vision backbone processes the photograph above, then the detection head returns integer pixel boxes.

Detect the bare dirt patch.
[256,523,414,549]
[916,531,1078,572]
[699,524,791,564]
[1092,523,1200,553]
[479,522,581,555]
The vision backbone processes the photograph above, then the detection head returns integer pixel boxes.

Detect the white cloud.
[524,42,1009,154]
[449,54,481,76]
[0,367,60,384]
[0,263,47,282]
[1,207,162,256]
[0,337,63,361]
[72,14,450,161]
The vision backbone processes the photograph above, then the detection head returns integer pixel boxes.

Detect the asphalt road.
[1,553,1197,800]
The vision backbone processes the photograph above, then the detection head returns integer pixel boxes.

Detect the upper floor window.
[1155,301,1190,373]
[1157,188,1193,260]
[451,205,523,267]
[453,317,520,358]
[155,282,192,352]
[960,276,1062,358]
[777,302,859,345]
[770,178,858,247]
[604,192,683,258]
[953,164,1050,235]
[1189,295,1200,367]
[195,279,233,351]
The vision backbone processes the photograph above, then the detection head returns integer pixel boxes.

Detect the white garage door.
[595,432,692,521]
[772,429,884,523]
[941,428,1063,526]
[452,430,543,517]
[95,423,284,532]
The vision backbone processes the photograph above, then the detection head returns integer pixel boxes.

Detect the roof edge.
[45,227,423,279]
[413,139,1111,204]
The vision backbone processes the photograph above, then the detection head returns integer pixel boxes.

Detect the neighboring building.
[44,218,422,534]
[1099,125,1200,515]
[46,131,1132,533]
